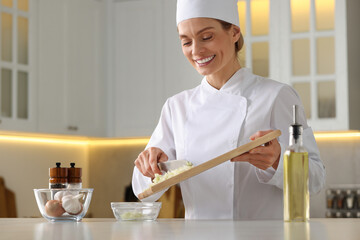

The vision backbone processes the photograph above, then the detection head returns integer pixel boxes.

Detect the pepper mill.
[49,162,68,189]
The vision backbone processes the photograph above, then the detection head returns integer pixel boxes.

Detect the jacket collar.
[201,68,254,96]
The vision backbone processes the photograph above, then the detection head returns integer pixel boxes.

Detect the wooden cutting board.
[138,130,281,200]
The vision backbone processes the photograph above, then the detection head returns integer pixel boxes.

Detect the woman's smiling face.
[178,18,239,78]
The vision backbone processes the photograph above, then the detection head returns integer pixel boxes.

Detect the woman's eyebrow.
[179,26,215,39]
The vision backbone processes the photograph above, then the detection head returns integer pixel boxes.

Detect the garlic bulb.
[54,191,75,201]
[62,194,83,215]
[45,200,65,217]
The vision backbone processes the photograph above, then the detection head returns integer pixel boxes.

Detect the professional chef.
[132,0,325,219]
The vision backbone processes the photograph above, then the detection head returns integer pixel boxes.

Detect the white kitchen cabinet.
[162,0,199,98]
[113,0,163,137]
[277,0,360,131]
[238,0,360,131]
[37,0,107,136]
[0,0,37,132]
[111,0,198,137]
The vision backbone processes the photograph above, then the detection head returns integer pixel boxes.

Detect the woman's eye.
[183,41,191,46]
[203,35,212,41]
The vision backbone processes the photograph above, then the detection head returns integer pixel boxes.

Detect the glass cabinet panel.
[315,0,334,31]
[237,0,269,78]
[1,0,12,8]
[237,0,341,130]
[17,0,28,12]
[252,42,269,77]
[291,0,310,33]
[17,16,28,64]
[288,0,337,125]
[293,82,311,119]
[316,37,334,75]
[292,39,310,76]
[1,1,31,123]
[1,13,12,62]
[17,71,28,119]
[238,45,246,69]
[250,0,269,36]
[317,81,335,118]
[237,1,246,68]
[1,68,12,117]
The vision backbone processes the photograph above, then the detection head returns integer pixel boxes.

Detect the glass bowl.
[111,202,162,221]
[34,188,93,222]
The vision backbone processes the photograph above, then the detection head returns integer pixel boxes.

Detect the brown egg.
[45,200,66,217]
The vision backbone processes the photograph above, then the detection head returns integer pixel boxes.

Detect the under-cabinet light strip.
[0,135,88,145]
[0,135,150,146]
[0,132,359,146]
[314,132,360,139]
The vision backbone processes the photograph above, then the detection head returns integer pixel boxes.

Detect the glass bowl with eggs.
[111,202,162,221]
[34,188,93,222]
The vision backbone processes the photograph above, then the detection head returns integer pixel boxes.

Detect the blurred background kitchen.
[0,0,359,219]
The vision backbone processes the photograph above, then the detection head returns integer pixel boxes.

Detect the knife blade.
[157,160,189,172]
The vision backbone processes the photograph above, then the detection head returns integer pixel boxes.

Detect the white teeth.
[196,55,215,64]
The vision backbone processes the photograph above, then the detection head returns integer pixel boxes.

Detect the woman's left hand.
[231,130,281,170]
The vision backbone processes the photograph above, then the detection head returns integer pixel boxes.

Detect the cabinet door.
[114,0,163,137]
[37,0,106,136]
[279,0,346,130]
[237,0,273,79]
[239,0,349,131]
[0,0,36,132]
[112,0,198,137]
[162,0,199,99]
[66,0,106,136]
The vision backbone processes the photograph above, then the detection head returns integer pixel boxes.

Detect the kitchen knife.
[158,160,190,172]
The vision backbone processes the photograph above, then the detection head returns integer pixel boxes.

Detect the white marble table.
[0,218,360,240]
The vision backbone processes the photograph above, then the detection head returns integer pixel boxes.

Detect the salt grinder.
[67,163,82,189]
[49,162,68,189]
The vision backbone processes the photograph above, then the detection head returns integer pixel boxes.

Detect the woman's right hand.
[134,147,168,178]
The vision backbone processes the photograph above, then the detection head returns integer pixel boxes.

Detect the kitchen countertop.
[1,218,360,240]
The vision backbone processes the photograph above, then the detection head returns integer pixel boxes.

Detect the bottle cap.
[290,105,303,139]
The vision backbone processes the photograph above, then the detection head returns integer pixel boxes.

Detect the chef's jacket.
[132,68,326,220]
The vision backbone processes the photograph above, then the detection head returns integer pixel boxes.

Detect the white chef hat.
[176,0,240,27]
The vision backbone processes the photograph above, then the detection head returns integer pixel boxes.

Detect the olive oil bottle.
[283,105,309,222]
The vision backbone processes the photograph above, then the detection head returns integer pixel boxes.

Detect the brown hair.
[217,20,244,53]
